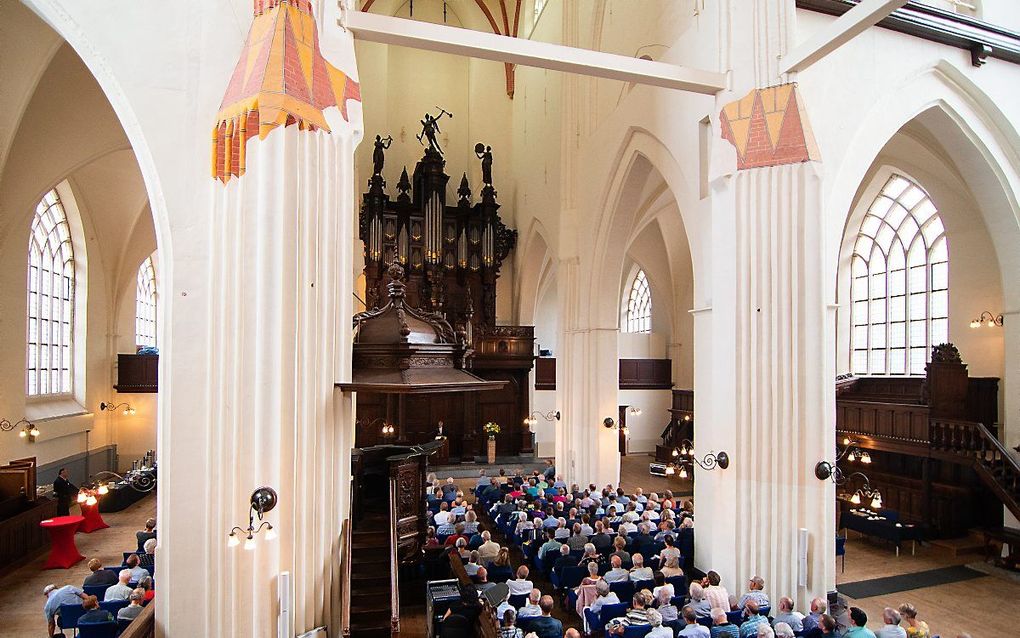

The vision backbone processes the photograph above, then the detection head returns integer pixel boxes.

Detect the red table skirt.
[79,501,110,533]
[39,515,85,569]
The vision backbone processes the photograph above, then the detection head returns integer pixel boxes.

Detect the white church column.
[157,2,362,635]
[555,256,621,488]
[695,83,835,611]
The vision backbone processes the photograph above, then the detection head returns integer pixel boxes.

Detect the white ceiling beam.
[780,0,908,74]
[342,11,728,95]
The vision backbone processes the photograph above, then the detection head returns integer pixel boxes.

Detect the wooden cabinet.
[115,354,158,393]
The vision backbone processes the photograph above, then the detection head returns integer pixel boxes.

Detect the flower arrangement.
[483,422,501,436]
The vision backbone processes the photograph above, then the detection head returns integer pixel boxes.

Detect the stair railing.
[341,518,352,638]
[389,475,401,636]
[930,418,1020,517]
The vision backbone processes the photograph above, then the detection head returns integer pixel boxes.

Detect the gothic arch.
[516,219,556,326]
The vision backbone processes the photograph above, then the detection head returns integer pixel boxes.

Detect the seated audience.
[502,609,523,638]
[845,607,877,638]
[608,591,652,633]
[83,559,118,586]
[464,551,482,576]
[104,570,135,601]
[580,561,602,586]
[756,625,775,638]
[508,566,534,596]
[136,518,157,552]
[578,543,604,570]
[118,589,146,621]
[566,524,588,551]
[475,567,496,593]
[661,555,684,578]
[529,595,564,638]
[658,535,681,568]
[138,576,155,602]
[651,573,674,601]
[539,530,562,560]
[425,527,440,547]
[43,583,87,637]
[463,511,480,534]
[711,607,740,638]
[629,554,653,582]
[815,614,839,637]
[773,623,795,638]
[678,605,709,637]
[455,538,471,561]
[444,523,467,546]
[518,589,543,618]
[802,598,827,633]
[610,536,631,564]
[604,556,629,583]
[646,608,675,638]
[125,554,150,583]
[442,477,459,499]
[434,502,453,526]
[653,587,677,623]
[591,521,613,551]
[703,571,730,615]
[689,583,713,619]
[772,597,803,632]
[79,595,114,624]
[737,576,770,611]
[554,519,571,540]
[478,531,501,563]
[739,601,768,638]
[897,604,930,638]
[876,608,906,638]
[589,580,621,615]
[553,544,579,571]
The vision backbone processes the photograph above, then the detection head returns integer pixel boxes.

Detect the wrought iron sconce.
[666,439,729,477]
[836,436,871,465]
[628,406,642,417]
[814,463,883,509]
[969,311,1003,328]
[358,417,395,437]
[603,416,629,435]
[228,486,279,549]
[523,410,560,428]
[79,470,157,502]
[100,401,136,416]
[1,417,40,441]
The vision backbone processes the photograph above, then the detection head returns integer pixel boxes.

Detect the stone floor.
[0,494,156,637]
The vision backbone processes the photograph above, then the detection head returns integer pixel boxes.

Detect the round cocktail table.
[39,515,85,569]
[78,501,110,533]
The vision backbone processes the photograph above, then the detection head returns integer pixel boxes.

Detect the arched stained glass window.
[26,189,75,395]
[625,269,652,334]
[136,256,157,347]
[850,174,948,376]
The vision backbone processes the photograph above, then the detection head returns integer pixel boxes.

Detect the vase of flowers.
[483,422,500,463]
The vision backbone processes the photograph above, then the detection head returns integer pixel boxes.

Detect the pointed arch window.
[850,174,948,376]
[136,256,157,348]
[625,269,652,334]
[26,189,75,396]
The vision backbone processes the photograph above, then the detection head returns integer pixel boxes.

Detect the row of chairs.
[58,599,135,636]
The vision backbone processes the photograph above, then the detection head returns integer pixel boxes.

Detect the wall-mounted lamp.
[79,470,156,499]
[228,486,279,549]
[1,417,40,441]
[628,406,642,417]
[969,311,1003,328]
[603,416,628,435]
[100,401,136,416]
[667,439,729,478]
[358,418,396,437]
[814,463,883,509]
[523,410,560,427]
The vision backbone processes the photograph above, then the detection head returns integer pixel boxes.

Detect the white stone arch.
[824,59,1020,456]
[516,218,557,326]
[587,127,699,331]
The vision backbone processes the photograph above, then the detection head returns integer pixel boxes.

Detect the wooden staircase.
[347,510,396,637]
[931,418,1020,523]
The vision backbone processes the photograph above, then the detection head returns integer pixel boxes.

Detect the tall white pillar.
[157,1,363,635]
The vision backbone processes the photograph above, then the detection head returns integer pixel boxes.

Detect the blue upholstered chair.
[58,603,86,632]
[83,584,111,600]
[622,623,652,638]
[76,620,118,638]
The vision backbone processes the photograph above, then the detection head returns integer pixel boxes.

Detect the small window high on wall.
[625,269,652,334]
[26,189,75,396]
[136,256,157,348]
[850,174,948,376]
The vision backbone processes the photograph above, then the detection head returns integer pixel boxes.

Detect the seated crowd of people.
[427,469,948,638]
[42,517,157,637]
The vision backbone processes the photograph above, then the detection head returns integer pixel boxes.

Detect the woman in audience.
[653,587,678,623]
[645,608,673,638]
[425,527,440,547]
[589,579,621,616]
[515,512,534,538]
[578,543,604,571]
[580,560,602,587]
[658,535,682,568]
[661,555,684,578]
[897,603,930,638]
[78,595,114,624]
[610,536,631,564]
[138,576,155,602]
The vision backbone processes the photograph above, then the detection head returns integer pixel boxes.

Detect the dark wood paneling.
[966,377,999,430]
[836,400,930,445]
[115,354,158,393]
[535,357,556,390]
[619,359,673,390]
[0,498,57,572]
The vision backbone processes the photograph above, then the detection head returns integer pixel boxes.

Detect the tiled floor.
[0,494,155,637]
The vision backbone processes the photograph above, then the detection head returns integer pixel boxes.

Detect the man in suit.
[53,468,77,516]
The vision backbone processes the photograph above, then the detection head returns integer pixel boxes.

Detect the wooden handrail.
[389,476,401,636]
[931,418,1020,471]
[119,601,155,638]
[340,518,352,638]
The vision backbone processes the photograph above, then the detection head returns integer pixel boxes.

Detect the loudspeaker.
[797,528,809,587]
[279,571,291,638]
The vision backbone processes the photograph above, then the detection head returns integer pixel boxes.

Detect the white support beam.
[343,11,728,95]
[780,0,908,74]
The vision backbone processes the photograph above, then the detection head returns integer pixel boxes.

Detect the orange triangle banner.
[212,0,362,183]
[719,83,819,171]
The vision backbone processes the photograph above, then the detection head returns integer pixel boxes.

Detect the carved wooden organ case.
[357,146,536,461]
[360,147,516,334]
